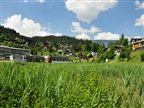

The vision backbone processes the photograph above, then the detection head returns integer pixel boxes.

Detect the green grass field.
[0,62,144,108]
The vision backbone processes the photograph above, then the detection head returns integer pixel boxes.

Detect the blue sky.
[0,0,143,40]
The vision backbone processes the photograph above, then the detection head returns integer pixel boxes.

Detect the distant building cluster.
[0,37,144,63]
[0,45,70,63]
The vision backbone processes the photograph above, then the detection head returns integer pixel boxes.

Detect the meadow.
[0,62,144,108]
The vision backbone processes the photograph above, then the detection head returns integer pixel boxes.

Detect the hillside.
[0,25,101,56]
[0,25,91,48]
[1,25,143,63]
[103,50,143,64]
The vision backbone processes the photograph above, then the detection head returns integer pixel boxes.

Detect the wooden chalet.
[131,38,144,51]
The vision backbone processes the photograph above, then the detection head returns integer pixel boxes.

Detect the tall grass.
[0,62,144,107]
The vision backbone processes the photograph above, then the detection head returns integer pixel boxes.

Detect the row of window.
[52,59,69,61]
[0,49,29,54]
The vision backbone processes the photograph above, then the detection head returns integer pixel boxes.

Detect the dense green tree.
[30,48,37,55]
[108,46,115,59]
[98,45,104,54]
[140,52,144,62]
[116,33,128,46]
[72,44,76,52]
[119,48,131,61]
[91,42,97,52]
[82,44,86,51]
[122,38,128,46]
[108,42,115,47]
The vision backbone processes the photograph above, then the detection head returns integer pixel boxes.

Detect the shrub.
[140,52,144,62]
[119,48,131,61]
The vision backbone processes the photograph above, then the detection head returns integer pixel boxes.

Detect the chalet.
[131,38,144,51]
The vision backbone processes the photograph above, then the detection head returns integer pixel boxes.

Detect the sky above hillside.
[0,0,143,40]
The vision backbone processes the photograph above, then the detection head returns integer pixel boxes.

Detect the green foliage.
[91,42,98,52]
[116,33,128,46]
[87,53,93,58]
[140,52,144,62]
[97,46,116,62]
[96,54,106,63]
[119,48,131,61]
[108,42,115,47]
[0,25,94,54]
[30,48,37,55]
[72,44,76,52]
[98,44,104,54]
[108,46,116,59]
[0,62,144,108]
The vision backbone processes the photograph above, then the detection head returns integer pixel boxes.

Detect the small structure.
[105,58,108,63]
[10,54,27,63]
[44,56,70,63]
[131,38,144,51]
[44,56,52,63]
[115,45,125,51]
[26,55,44,62]
[10,54,44,63]
[114,45,125,55]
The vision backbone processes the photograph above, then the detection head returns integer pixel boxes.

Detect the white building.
[0,45,29,60]
[10,54,27,63]
[0,45,71,63]
[131,38,144,51]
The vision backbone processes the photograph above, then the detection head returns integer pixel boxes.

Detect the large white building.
[0,45,29,60]
[0,45,70,63]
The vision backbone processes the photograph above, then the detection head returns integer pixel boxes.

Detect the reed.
[0,62,144,107]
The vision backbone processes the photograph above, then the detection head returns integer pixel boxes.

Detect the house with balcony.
[131,38,144,51]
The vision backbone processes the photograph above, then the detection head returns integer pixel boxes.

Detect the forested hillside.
[0,25,102,56]
[1,25,143,63]
[0,25,92,45]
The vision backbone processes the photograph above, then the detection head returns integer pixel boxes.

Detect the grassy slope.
[108,50,143,63]
[129,50,143,62]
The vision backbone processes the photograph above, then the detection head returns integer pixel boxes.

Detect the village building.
[0,45,70,63]
[0,45,29,60]
[131,38,144,51]
[44,56,70,63]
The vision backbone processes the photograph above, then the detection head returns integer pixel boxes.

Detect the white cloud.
[53,33,63,37]
[71,22,101,33]
[135,14,144,26]
[76,33,90,40]
[135,0,144,9]
[134,36,143,38]
[94,32,120,40]
[2,14,62,37]
[125,36,131,41]
[24,0,45,3]
[24,0,28,3]
[38,0,45,3]
[65,0,118,23]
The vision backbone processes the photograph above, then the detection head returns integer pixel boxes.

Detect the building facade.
[131,38,144,51]
[44,56,70,63]
[0,45,70,63]
[0,45,29,60]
